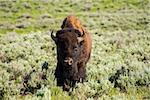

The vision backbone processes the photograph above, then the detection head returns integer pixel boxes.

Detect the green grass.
[0,0,149,34]
[0,0,150,100]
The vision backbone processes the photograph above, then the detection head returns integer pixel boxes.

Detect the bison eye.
[79,41,84,46]
[73,47,78,52]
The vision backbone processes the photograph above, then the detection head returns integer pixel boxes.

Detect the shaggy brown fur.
[61,15,85,34]
[61,15,92,62]
[51,15,92,91]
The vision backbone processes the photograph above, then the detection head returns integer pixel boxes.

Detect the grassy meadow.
[0,0,150,99]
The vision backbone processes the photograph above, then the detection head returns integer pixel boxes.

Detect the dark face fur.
[51,29,84,80]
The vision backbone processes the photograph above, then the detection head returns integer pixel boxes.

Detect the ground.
[0,0,150,100]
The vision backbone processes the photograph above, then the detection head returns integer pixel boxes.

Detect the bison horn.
[51,30,57,42]
[77,37,84,43]
[81,27,85,36]
[77,28,84,43]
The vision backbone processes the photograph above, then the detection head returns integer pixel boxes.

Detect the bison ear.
[51,31,58,42]
[75,28,85,37]
[74,29,83,37]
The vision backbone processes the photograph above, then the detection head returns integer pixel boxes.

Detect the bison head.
[51,28,84,87]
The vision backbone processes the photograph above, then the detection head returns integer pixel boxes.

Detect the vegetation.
[0,0,150,99]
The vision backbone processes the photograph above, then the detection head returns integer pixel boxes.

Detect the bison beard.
[51,15,92,91]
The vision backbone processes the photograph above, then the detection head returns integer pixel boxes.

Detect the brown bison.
[51,15,92,91]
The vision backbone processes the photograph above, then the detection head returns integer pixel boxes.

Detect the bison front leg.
[55,63,64,86]
[77,62,86,82]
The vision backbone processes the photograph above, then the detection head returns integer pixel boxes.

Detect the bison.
[51,15,92,91]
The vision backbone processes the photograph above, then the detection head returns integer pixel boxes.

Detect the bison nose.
[64,57,73,65]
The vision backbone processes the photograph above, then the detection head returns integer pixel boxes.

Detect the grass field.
[0,0,150,99]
